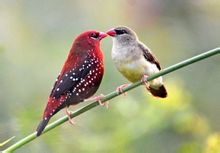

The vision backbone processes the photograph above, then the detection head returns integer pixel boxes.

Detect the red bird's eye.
[90,33,99,39]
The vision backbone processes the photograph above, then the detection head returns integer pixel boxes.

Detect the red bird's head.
[62,30,107,78]
[73,30,107,50]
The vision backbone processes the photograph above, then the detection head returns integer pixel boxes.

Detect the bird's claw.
[142,75,150,90]
[85,94,109,109]
[116,84,130,96]
[65,107,76,125]
[89,94,109,109]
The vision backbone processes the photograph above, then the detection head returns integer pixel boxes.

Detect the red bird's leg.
[65,107,76,125]
[86,94,109,109]
[116,84,130,96]
[142,75,150,90]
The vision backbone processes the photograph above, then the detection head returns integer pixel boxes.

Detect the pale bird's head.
[106,26,138,46]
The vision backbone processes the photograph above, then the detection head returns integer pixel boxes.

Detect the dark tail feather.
[36,118,50,137]
[148,85,167,98]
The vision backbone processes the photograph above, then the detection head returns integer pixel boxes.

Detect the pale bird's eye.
[115,29,127,35]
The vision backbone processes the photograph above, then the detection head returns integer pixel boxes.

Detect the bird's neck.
[90,46,103,61]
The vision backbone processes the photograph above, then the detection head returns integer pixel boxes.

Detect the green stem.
[2,47,220,153]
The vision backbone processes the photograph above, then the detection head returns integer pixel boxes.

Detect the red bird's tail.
[36,118,50,136]
[148,85,167,98]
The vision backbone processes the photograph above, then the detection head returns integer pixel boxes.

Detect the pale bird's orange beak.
[106,29,117,37]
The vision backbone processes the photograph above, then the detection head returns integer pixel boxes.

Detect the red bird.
[36,30,107,136]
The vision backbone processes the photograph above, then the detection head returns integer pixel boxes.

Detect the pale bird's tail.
[148,85,167,98]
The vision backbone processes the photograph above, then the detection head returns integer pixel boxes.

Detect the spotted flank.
[36,55,104,136]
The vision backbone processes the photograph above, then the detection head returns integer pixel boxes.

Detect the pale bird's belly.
[118,62,145,82]
[116,57,163,88]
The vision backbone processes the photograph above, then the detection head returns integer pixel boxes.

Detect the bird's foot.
[116,84,130,96]
[88,94,109,109]
[141,75,150,90]
[65,107,76,125]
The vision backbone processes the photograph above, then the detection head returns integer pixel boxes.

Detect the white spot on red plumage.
[76,93,79,96]
[56,88,60,91]
[65,74,68,77]
[70,76,73,79]
[60,80,63,83]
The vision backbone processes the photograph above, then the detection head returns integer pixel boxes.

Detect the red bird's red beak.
[98,32,108,40]
[106,29,116,37]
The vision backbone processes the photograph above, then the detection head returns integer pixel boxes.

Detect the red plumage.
[36,31,107,136]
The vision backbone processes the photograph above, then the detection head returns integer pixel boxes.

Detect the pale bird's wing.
[138,43,161,70]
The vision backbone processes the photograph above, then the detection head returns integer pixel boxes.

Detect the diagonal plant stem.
[2,47,220,153]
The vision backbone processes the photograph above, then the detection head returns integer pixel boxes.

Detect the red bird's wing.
[37,55,104,136]
[46,55,103,117]
[51,57,94,99]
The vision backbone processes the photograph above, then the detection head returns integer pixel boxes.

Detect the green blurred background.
[0,0,220,153]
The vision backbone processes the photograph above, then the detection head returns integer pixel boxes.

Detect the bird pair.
[36,26,168,136]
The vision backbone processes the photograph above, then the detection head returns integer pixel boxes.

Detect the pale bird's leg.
[141,74,150,90]
[116,84,130,96]
[85,94,109,109]
[65,107,76,125]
